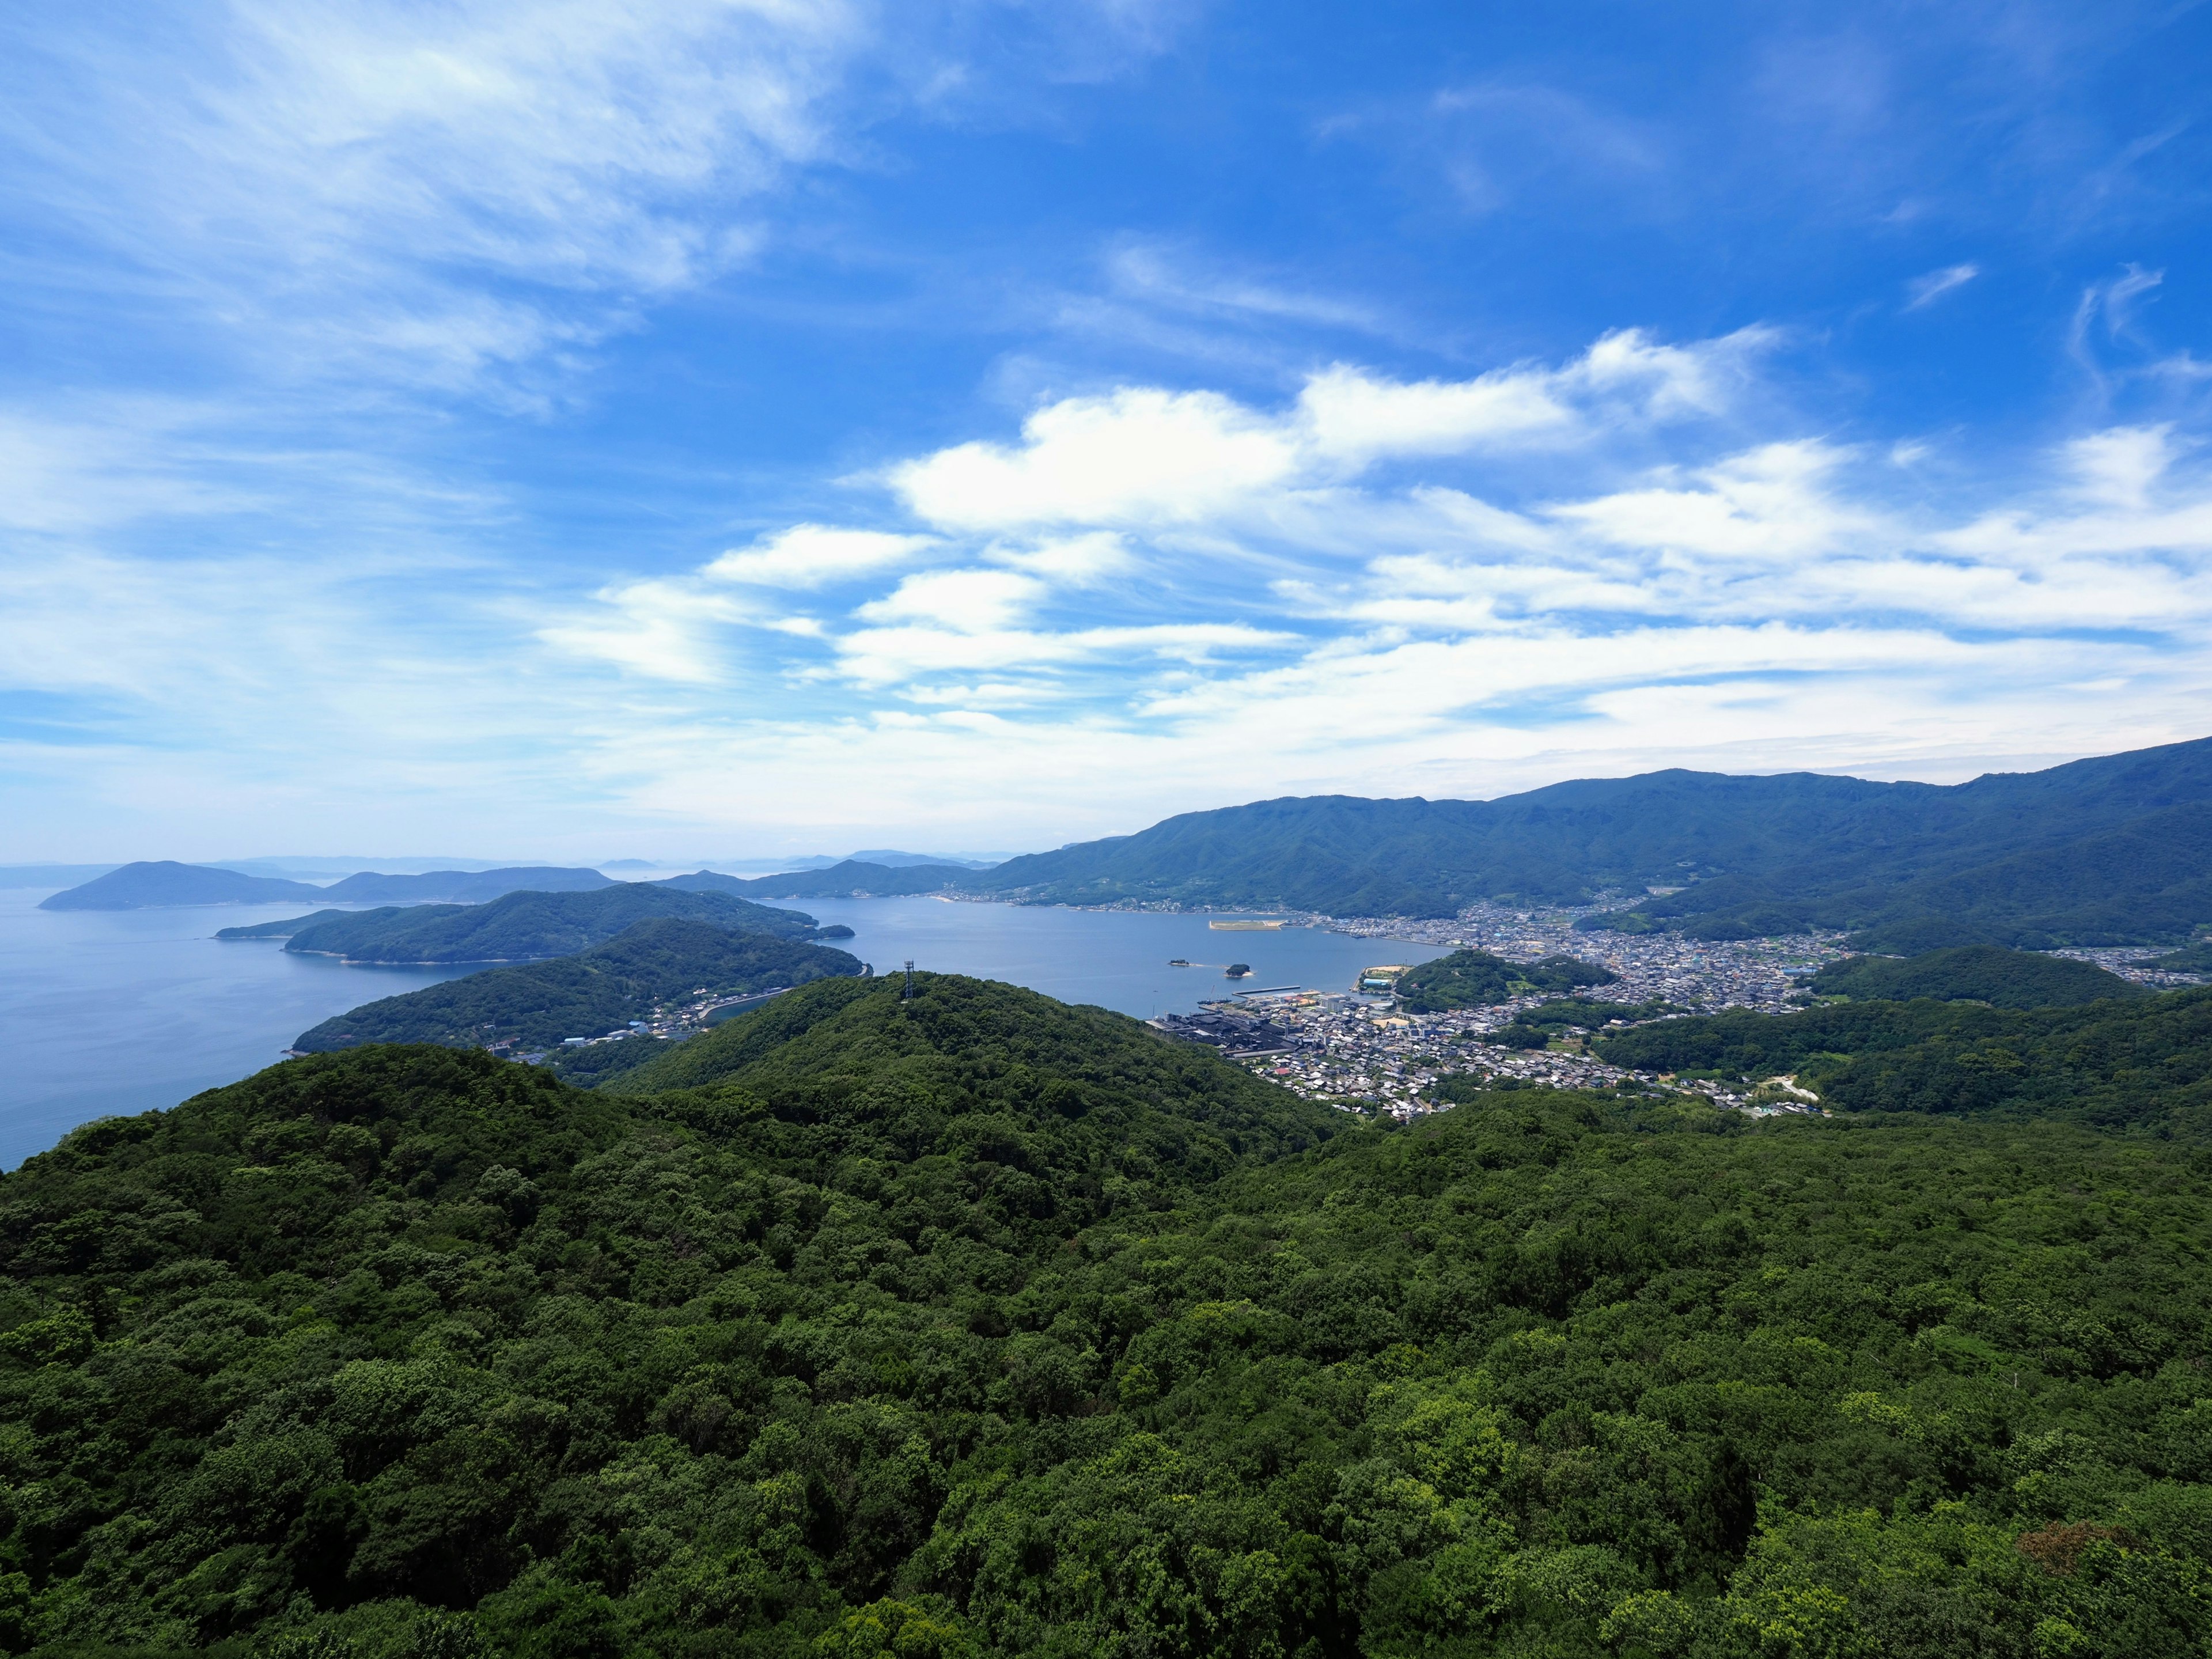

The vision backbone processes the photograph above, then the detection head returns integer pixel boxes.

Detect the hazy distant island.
[40,860,615,911]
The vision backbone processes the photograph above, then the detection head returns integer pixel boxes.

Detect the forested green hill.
[234,887,823,963]
[964,736,2212,944]
[10,980,2212,1658]
[2153,942,2212,974]
[1596,986,2212,1129]
[1805,944,2143,1009]
[1392,949,1618,1013]
[289,919,863,1056]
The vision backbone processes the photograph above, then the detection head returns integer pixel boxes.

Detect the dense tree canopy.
[1393,952,1618,1014]
[235,888,824,964]
[290,920,864,1058]
[1804,945,2143,1009]
[7,975,2212,1659]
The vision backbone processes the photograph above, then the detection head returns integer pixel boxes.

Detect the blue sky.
[2,0,2210,863]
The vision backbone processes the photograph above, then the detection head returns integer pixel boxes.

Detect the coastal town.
[1151,903,2211,1122]
[1140,902,1843,1119]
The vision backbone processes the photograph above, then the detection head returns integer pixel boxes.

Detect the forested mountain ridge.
[1804,944,2143,1009]
[289,918,865,1058]
[1596,984,2212,1130]
[226,886,823,963]
[968,734,2212,942]
[8,987,2212,1659]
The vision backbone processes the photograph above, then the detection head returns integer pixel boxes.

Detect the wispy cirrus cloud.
[1905,262,1979,308]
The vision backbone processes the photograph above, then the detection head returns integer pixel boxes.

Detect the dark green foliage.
[1482,1022,1552,1048]
[269,888,822,964]
[1392,950,1616,1013]
[1807,945,2144,1009]
[289,919,864,1055]
[40,860,324,910]
[9,1011,2212,1658]
[1596,986,2212,1128]
[974,736,2212,929]
[2152,942,2212,974]
[1589,797,2212,949]
[219,908,365,941]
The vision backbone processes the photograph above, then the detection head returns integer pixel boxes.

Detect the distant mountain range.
[35,735,2212,949]
[660,859,975,899]
[963,734,2212,948]
[39,861,615,911]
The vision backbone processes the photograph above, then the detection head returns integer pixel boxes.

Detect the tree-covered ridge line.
[219,886,825,964]
[962,736,2212,946]
[1593,983,2212,1131]
[1392,949,1618,1013]
[289,918,865,1064]
[5,988,2212,1658]
[1804,944,2144,1009]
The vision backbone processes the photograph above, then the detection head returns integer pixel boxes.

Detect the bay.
[0,888,1450,1169]
[0,890,478,1169]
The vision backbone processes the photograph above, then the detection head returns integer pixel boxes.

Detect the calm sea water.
[0,888,1449,1168]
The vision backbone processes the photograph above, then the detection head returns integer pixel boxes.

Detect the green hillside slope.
[1596,985,2212,1128]
[1805,944,2143,1008]
[289,918,864,1056]
[1392,948,1618,1012]
[260,885,821,962]
[972,736,2212,940]
[8,991,2212,1657]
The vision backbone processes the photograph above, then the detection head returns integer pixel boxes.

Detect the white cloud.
[1904,263,1979,309]
[891,327,1774,532]
[892,387,1302,530]
[1296,364,1573,463]
[706,524,935,587]
[1547,441,1873,560]
[857,569,1044,631]
[0,0,873,395]
[986,531,1138,584]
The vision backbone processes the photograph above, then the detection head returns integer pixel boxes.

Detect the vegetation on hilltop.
[218,907,375,941]
[1393,949,1617,1013]
[255,886,823,963]
[972,736,2212,935]
[1582,798,2212,949]
[290,918,864,1058]
[2152,941,2212,974]
[1596,985,2212,1130]
[1805,944,2144,1009]
[7,989,2212,1657]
